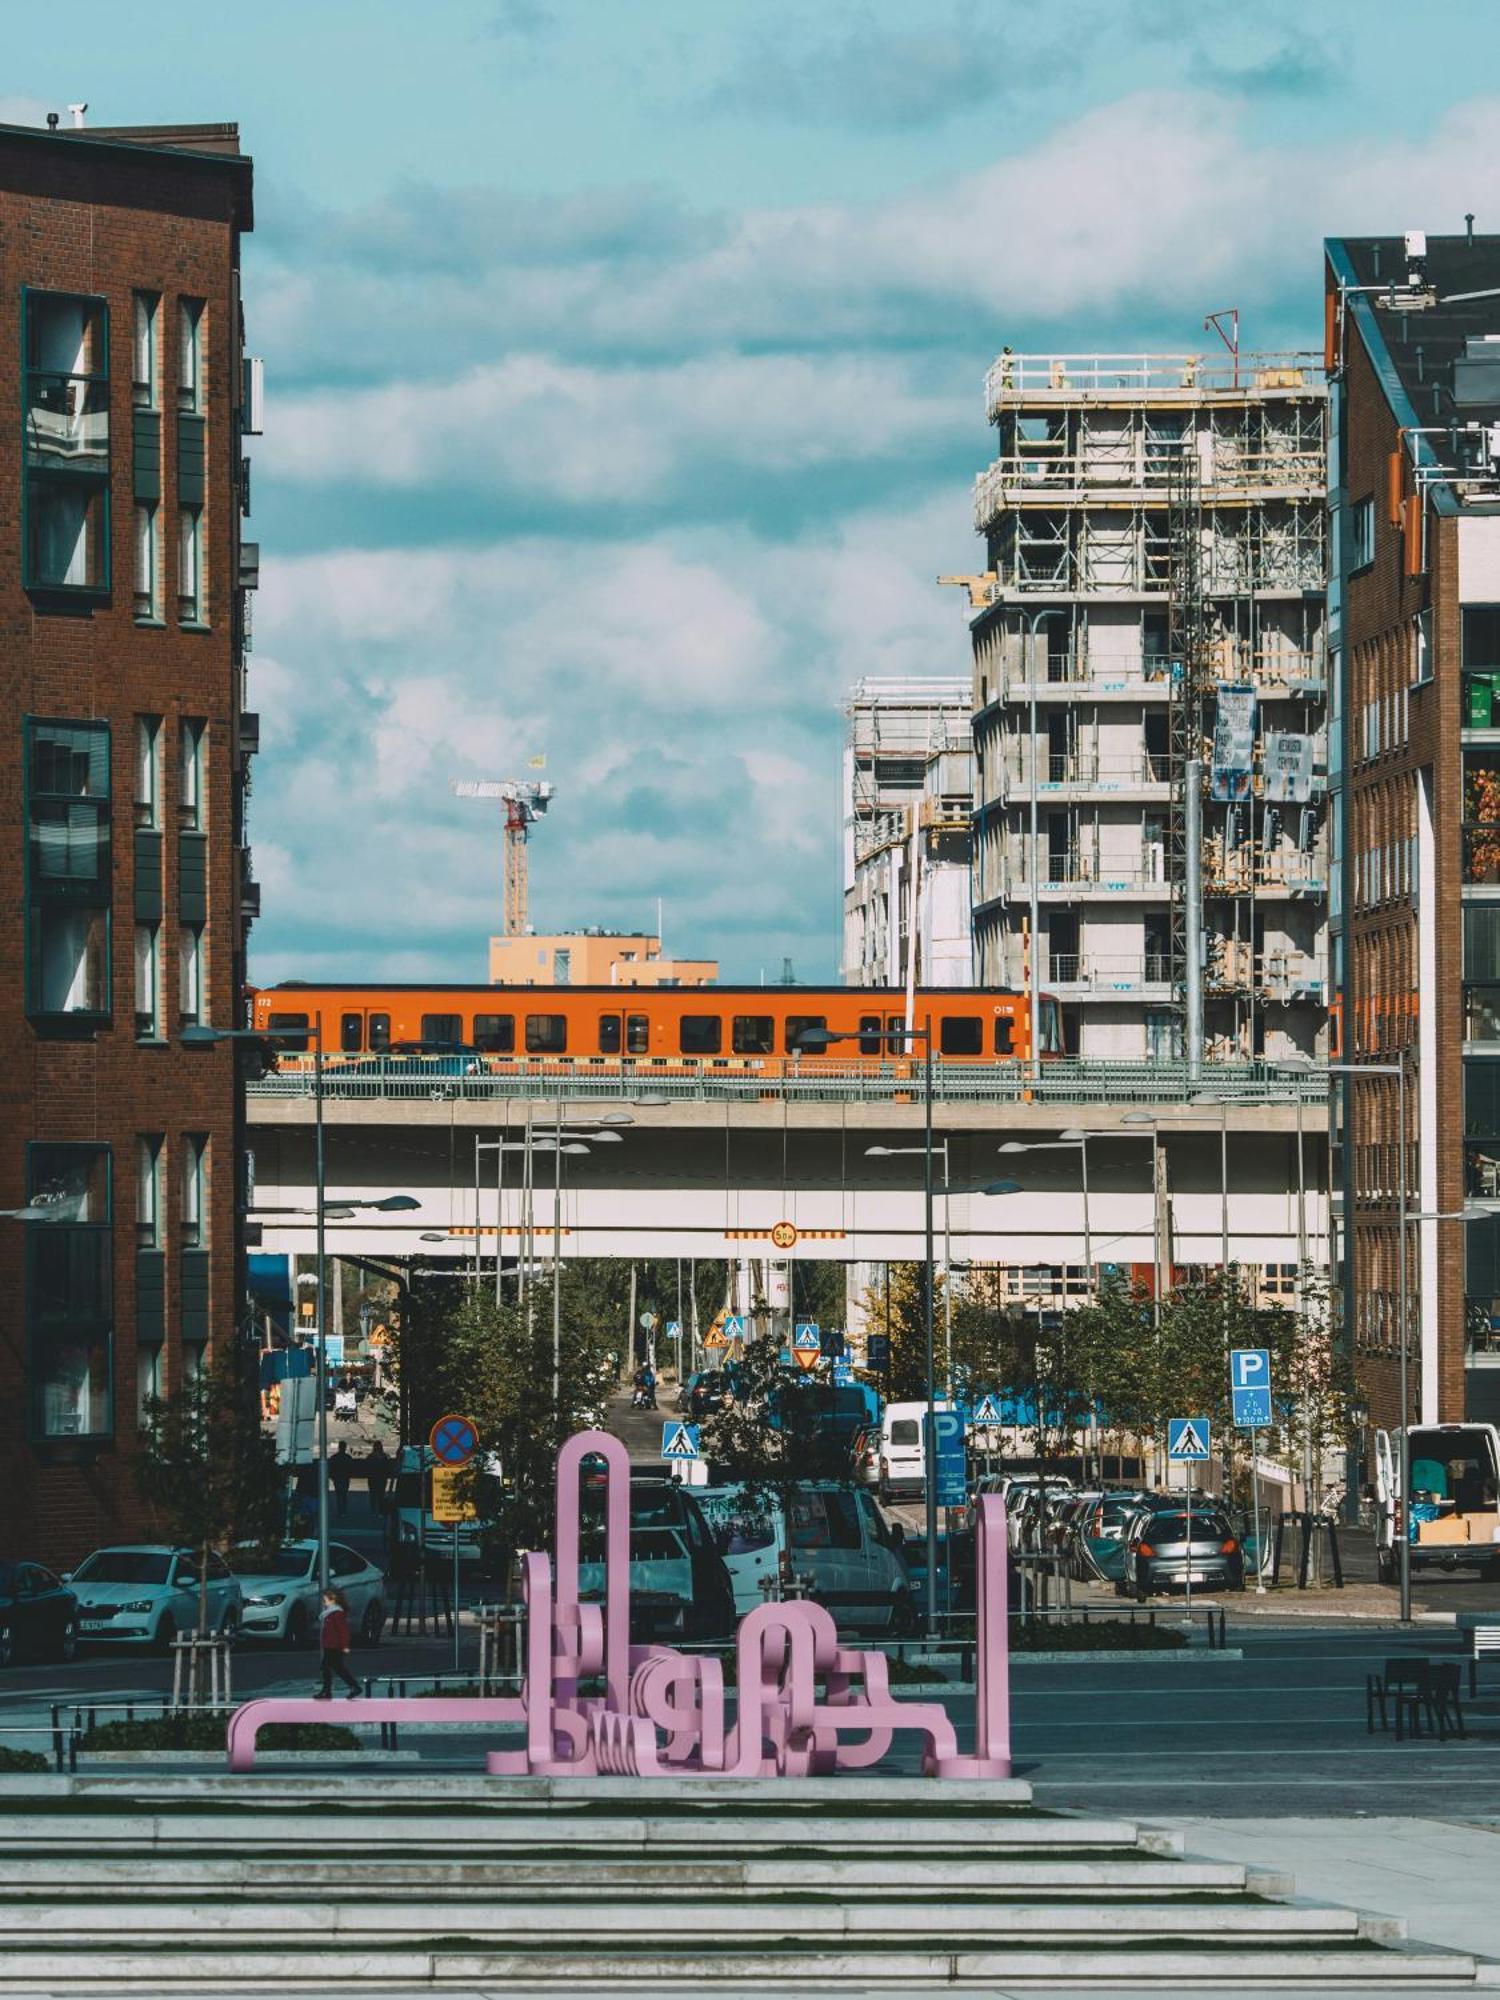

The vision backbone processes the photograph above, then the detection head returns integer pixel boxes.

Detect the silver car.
[230,1540,386,1647]
[1123,1507,1244,1598]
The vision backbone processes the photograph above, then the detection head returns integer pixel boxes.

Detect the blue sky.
[10,0,1500,983]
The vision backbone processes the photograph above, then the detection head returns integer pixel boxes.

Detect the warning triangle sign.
[972,1394,1004,1425]
[660,1423,700,1460]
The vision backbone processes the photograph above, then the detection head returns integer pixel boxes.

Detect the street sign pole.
[1250,1424,1265,1595]
[1185,1460,1193,1614]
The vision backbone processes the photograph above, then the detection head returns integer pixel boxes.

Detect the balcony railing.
[1047,954,1173,989]
[1008,753,1172,790]
[975,448,1325,523]
[985,351,1322,411]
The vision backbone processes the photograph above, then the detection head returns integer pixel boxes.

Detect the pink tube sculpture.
[226,1428,1011,1778]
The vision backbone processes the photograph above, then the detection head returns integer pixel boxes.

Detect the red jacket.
[320,1604,351,1651]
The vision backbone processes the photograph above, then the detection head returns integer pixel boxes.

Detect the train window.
[626,1014,650,1055]
[421,1014,463,1046]
[940,1016,983,1056]
[526,1014,567,1054]
[786,1015,827,1054]
[474,1013,515,1054]
[994,1016,1015,1056]
[679,1015,723,1056]
[858,1014,882,1056]
[268,1011,310,1053]
[598,1015,622,1055]
[340,1012,362,1054]
[732,1015,774,1055]
[369,1014,390,1053]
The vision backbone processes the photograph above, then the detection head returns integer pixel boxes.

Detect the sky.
[10,0,1500,985]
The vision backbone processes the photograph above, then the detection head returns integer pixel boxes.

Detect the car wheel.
[153,1613,177,1655]
[285,1604,311,1649]
[359,1600,384,1647]
[0,1624,14,1669]
[59,1620,78,1664]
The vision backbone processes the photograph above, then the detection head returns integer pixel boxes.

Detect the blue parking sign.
[1230,1348,1273,1430]
[927,1409,967,1506]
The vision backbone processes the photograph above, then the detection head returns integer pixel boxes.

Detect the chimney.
[67,103,87,129]
[1467,212,1477,246]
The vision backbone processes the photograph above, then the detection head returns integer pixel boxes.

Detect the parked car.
[878,1400,954,1501]
[577,1527,697,1642]
[689,1369,741,1422]
[0,1561,78,1666]
[1073,1491,1160,1584]
[1122,1507,1244,1599]
[580,1473,737,1640]
[69,1546,242,1649]
[850,1424,882,1490]
[230,1540,386,1647]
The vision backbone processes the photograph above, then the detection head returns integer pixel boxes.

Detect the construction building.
[842,676,974,988]
[960,346,1330,1061]
[1325,227,1500,1429]
[0,117,258,1564]
[489,931,717,988]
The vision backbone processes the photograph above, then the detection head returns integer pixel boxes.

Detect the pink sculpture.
[226,1428,1010,1777]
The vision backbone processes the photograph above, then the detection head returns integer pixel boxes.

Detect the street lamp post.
[803,1019,939,1634]
[182,1021,416,1594]
[867,1140,952,1392]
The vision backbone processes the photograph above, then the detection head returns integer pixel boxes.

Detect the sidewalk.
[1157,1815,1500,1972]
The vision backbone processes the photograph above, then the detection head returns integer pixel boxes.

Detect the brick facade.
[0,124,254,1566]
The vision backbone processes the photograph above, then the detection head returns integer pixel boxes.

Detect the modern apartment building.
[1325,229,1500,1427]
[962,350,1329,1061]
[842,676,974,988]
[489,931,717,987]
[0,118,258,1563]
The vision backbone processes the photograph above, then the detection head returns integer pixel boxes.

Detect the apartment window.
[135,717,160,827]
[25,719,111,1023]
[179,924,204,1024]
[1350,496,1375,571]
[22,291,110,596]
[177,300,203,413]
[26,1143,112,1441]
[132,294,159,408]
[679,1015,723,1056]
[134,503,159,619]
[137,1135,162,1249]
[181,1133,206,1248]
[554,949,572,985]
[134,923,160,1038]
[177,505,203,623]
[179,720,204,829]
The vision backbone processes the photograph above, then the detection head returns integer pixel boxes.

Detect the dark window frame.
[26,1139,113,1443]
[526,1013,568,1055]
[732,1014,775,1056]
[940,1015,984,1056]
[473,1013,515,1054]
[679,1014,723,1056]
[22,288,112,600]
[24,716,112,1027]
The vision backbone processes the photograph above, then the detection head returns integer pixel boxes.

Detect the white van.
[697,1482,914,1632]
[879,1400,952,1502]
[1373,1422,1500,1579]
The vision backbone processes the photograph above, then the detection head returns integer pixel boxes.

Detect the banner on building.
[1263,731,1315,804]
[1210,685,1257,802]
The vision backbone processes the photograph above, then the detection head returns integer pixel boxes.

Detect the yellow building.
[488,932,717,987]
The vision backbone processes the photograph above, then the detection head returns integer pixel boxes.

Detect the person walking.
[365,1440,392,1516]
[329,1442,355,1520]
[314,1590,360,1699]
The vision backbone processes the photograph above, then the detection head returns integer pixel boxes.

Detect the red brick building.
[1325,230,1500,1438]
[0,119,257,1565]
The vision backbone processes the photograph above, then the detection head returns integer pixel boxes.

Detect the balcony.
[974,446,1324,526]
[1046,953,1174,998]
[984,351,1322,414]
[1006,752,1172,801]
[1010,854,1171,900]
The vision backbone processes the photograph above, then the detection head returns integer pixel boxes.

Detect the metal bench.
[1469,1624,1500,1697]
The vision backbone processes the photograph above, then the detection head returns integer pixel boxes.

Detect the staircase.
[0,1772,1482,1991]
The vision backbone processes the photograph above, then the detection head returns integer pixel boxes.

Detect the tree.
[135,1344,284,1688]
[859,1262,942,1400]
[698,1331,860,1526]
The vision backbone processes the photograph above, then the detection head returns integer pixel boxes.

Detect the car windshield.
[73,1551,172,1585]
[889,1420,919,1445]
[229,1547,314,1579]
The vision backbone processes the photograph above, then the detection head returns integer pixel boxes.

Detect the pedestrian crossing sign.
[661,1422,701,1461]
[1167,1416,1211,1462]
[970,1394,1005,1426]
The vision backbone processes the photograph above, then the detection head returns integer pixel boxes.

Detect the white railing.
[985,351,1321,408]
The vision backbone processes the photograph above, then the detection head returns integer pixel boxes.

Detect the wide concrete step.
[0,1899,1369,1944]
[0,1942,1475,1989]
[0,1853,1278,1897]
[0,1810,1154,1854]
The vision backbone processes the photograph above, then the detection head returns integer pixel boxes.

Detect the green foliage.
[83,1716,357,1751]
[699,1333,859,1514]
[860,1262,939,1400]
[0,1746,48,1772]
[421,1268,619,1563]
[135,1345,285,1635]
[1011,1619,1186,1653]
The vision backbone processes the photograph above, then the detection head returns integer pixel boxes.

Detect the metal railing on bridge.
[246,1057,1328,1109]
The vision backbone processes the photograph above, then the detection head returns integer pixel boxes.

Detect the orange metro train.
[247,983,1066,1069]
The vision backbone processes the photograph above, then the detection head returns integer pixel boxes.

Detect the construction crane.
[451,777,555,937]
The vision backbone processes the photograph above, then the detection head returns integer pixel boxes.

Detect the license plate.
[80,1620,110,1631]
